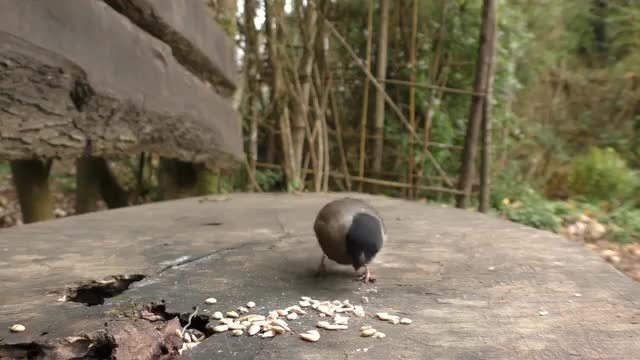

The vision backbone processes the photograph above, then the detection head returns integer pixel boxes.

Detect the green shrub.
[609,206,640,243]
[255,169,284,192]
[502,197,564,232]
[491,166,539,210]
[568,147,638,204]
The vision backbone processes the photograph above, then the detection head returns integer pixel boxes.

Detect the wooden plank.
[0,0,242,166]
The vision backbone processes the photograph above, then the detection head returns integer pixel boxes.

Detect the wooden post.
[455,0,497,209]
[10,159,53,223]
[75,157,101,213]
[76,156,129,212]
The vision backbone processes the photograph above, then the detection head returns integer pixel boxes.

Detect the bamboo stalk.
[277,31,319,190]
[309,72,329,192]
[330,88,352,191]
[358,0,375,192]
[380,78,484,96]
[293,1,318,175]
[316,7,455,188]
[266,0,298,190]
[330,130,462,149]
[256,162,464,195]
[415,5,450,191]
[311,65,331,192]
[371,0,391,191]
[244,157,263,192]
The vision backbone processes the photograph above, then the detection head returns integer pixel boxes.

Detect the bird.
[313,197,386,283]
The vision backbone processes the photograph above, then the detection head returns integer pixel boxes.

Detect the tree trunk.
[371,0,390,192]
[244,0,260,190]
[407,0,418,199]
[591,0,609,66]
[10,159,53,223]
[479,4,498,213]
[455,0,497,209]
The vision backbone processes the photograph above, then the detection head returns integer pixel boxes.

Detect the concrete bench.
[0,193,638,359]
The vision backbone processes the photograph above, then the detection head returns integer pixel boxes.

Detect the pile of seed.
[195,296,412,345]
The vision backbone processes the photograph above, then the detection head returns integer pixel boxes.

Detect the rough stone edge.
[0,317,183,359]
[102,0,238,97]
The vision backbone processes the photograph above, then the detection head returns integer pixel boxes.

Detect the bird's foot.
[356,267,376,283]
[314,256,328,277]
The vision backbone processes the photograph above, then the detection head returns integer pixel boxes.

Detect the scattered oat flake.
[9,324,25,332]
[538,311,549,316]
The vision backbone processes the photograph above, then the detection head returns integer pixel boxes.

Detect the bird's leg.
[315,255,327,276]
[357,265,376,283]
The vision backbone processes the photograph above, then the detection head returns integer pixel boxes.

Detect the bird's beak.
[353,253,366,271]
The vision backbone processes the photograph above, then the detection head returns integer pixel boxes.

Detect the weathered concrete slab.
[0,0,242,167]
[0,193,639,359]
[103,0,238,95]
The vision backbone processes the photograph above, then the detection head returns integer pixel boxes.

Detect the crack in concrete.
[155,241,266,275]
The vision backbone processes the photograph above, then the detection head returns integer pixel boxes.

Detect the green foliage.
[492,161,640,242]
[490,166,561,232]
[568,147,638,204]
[255,169,284,192]
[502,197,564,233]
[490,166,538,210]
[609,206,640,243]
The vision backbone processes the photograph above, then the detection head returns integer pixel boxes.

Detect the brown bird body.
[313,197,386,282]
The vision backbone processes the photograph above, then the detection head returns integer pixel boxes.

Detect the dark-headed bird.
[313,197,386,283]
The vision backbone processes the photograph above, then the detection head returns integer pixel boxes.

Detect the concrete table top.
[0,193,638,359]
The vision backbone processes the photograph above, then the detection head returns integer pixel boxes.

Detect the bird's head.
[346,212,384,271]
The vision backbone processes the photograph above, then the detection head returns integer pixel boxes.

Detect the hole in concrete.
[84,339,116,358]
[143,303,212,337]
[64,274,146,306]
[203,221,222,226]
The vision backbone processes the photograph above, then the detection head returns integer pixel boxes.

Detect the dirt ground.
[1,168,639,284]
